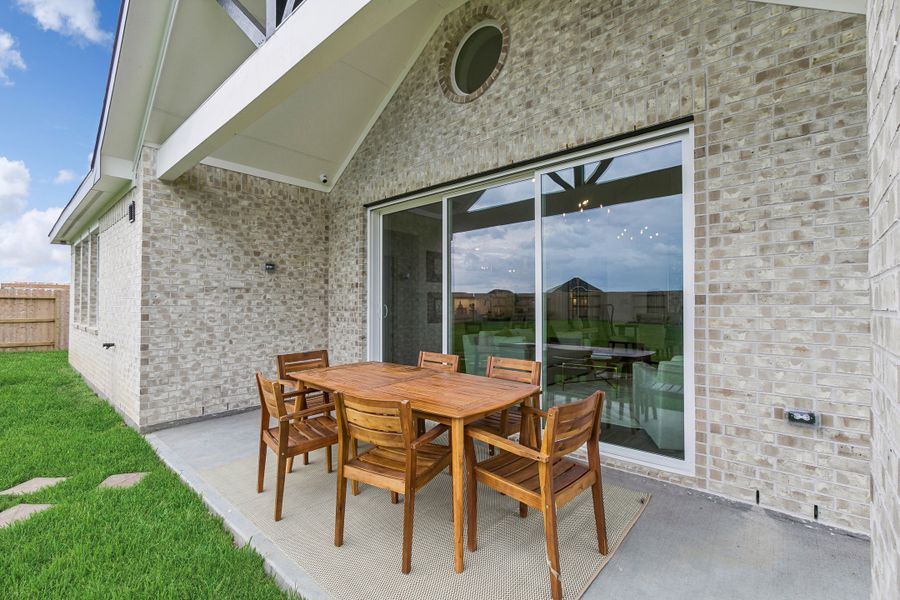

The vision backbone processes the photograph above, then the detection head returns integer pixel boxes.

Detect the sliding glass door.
[540,142,686,460]
[447,179,535,374]
[370,129,692,471]
[381,201,443,365]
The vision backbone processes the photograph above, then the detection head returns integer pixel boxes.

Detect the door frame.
[367,123,695,475]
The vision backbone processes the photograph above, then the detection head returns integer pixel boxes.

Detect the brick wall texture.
[867,0,900,597]
[326,0,871,532]
[138,148,330,428]
[69,186,143,426]
[67,0,876,535]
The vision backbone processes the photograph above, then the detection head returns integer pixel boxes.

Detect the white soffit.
[207,0,448,190]
[757,0,865,14]
[154,0,469,186]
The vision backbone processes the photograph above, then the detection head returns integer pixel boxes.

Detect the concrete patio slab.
[148,411,871,600]
[0,504,52,528]
[0,477,66,496]
[99,473,148,489]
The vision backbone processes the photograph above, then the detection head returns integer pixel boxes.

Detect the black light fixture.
[128,200,136,223]
[264,262,276,272]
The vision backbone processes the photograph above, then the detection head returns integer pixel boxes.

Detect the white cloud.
[0,30,26,86]
[16,0,112,45]
[0,206,69,283]
[0,156,31,219]
[53,169,76,184]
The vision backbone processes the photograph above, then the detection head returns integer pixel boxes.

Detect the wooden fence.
[0,283,69,351]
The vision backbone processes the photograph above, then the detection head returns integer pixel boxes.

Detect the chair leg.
[401,488,415,574]
[303,452,309,466]
[287,456,294,473]
[274,453,287,521]
[257,439,267,493]
[592,475,609,555]
[391,491,400,504]
[465,437,478,552]
[416,417,425,437]
[542,505,563,600]
[519,502,528,518]
[325,445,333,474]
[334,471,347,547]
[351,439,360,496]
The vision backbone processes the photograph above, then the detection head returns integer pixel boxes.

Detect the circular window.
[439,11,509,104]
[452,23,503,95]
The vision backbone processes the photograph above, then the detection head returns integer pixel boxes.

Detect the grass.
[0,351,293,599]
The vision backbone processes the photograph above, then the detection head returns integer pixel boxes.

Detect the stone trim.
[438,5,510,104]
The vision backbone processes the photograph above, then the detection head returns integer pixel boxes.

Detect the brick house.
[48,1,897,594]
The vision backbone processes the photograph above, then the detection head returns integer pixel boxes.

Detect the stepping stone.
[99,472,148,489]
[0,504,52,528]
[0,477,66,496]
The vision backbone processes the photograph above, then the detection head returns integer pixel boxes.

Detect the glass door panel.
[448,179,535,374]
[381,201,443,365]
[541,142,685,460]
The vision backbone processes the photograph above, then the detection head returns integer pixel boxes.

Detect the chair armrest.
[278,379,325,399]
[279,403,336,422]
[521,405,549,419]
[465,426,548,462]
[411,424,449,450]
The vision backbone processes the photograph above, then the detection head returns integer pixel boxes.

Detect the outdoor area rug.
[200,445,650,600]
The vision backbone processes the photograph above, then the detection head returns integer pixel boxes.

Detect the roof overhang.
[49,0,177,244]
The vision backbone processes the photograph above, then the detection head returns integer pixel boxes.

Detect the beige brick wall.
[327,0,871,532]
[867,0,900,596]
[138,148,330,429]
[69,186,143,425]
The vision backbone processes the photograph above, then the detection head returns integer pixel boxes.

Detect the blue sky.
[0,0,116,283]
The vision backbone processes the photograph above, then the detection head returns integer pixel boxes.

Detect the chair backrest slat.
[486,356,541,385]
[541,391,604,459]
[276,350,329,380]
[256,371,287,420]
[417,351,460,373]
[336,392,412,450]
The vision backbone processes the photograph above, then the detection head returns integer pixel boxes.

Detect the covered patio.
[148,410,869,600]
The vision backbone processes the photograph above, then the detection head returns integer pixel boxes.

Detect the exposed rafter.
[218,0,306,47]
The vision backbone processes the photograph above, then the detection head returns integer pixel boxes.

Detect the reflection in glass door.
[381,201,443,365]
[447,179,535,374]
[541,142,686,460]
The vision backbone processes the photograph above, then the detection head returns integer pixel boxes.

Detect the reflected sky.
[448,142,683,294]
[543,194,682,292]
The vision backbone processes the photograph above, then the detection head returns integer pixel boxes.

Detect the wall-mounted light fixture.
[264,263,276,272]
[128,200,136,223]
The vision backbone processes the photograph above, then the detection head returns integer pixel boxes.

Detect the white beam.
[756,0,865,14]
[156,0,416,181]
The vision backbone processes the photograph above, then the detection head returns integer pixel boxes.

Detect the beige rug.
[201,445,649,600]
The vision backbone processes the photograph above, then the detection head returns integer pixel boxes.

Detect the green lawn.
[0,351,293,599]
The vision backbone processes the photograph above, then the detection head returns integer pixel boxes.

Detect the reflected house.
[546,277,608,323]
[452,289,534,322]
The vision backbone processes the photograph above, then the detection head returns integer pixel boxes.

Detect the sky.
[0,0,116,283]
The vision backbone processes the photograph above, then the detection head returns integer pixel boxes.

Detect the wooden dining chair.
[414,351,460,437]
[333,391,452,574]
[276,350,330,470]
[256,372,338,521]
[464,391,608,600]
[472,356,541,454]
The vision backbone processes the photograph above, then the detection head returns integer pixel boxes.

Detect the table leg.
[451,417,465,573]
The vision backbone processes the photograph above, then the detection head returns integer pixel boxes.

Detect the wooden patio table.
[286,361,541,573]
